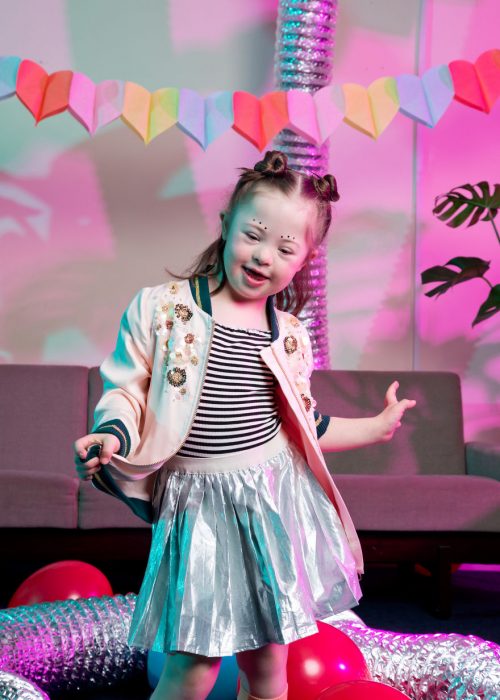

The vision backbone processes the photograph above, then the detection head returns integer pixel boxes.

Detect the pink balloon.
[8,560,113,606]
[287,621,371,700]
[318,680,411,699]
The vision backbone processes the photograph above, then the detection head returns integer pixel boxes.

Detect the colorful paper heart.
[69,75,126,134]
[121,83,178,143]
[177,89,233,150]
[233,91,289,151]
[342,77,399,139]
[286,90,320,144]
[313,84,345,144]
[396,65,453,127]
[16,60,72,122]
[0,56,21,99]
[449,48,500,113]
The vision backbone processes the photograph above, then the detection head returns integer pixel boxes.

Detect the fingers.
[74,441,103,481]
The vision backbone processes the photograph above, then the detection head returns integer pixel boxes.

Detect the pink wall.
[0,0,498,441]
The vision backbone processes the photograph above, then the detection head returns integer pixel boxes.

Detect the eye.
[280,248,293,255]
[244,232,259,240]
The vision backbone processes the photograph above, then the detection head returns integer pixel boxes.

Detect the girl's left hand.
[377,380,416,442]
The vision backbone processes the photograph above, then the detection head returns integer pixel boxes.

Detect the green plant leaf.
[472,285,500,326]
[421,256,490,297]
[433,181,499,229]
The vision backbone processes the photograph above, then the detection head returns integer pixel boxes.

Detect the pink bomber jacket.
[89,275,364,576]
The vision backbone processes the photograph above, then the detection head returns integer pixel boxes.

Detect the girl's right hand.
[73,433,121,481]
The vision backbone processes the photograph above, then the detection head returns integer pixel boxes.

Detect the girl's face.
[220,188,316,302]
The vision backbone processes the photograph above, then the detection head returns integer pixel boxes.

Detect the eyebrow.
[247,221,300,245]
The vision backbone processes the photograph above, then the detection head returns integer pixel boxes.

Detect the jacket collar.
[189,275,280,342]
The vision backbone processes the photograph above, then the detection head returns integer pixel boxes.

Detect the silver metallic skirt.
[127,427,363,657]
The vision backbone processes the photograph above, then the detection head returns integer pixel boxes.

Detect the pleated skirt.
[127,426,363,657]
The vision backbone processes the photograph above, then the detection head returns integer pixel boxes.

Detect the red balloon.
[318,680,411,699]
[8,560,113,607]
[287,621,371,700]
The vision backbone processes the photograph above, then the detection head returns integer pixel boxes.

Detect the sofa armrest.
[465,441,500,482]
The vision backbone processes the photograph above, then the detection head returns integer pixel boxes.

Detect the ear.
[299,248,318,270]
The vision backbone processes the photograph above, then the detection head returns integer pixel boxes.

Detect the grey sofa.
[1,365,499,617]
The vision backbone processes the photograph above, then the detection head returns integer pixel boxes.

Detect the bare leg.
[235,643,289,699]
[150,650,222,700]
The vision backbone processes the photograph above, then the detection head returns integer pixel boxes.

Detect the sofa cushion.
[332,474,500,531]
[0,471,79,528]
[78,479,151,529]
[312,370,466,476]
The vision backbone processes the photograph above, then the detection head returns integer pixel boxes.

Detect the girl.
[74,150,416,700]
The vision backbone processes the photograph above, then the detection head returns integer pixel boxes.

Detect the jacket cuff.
[91,418,131,457]
[314,410,330,440]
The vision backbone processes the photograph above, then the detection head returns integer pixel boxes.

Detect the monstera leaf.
[421,257,490,297]
[433,181,500,228]
[474,285,500,326]
[421,181,500,326]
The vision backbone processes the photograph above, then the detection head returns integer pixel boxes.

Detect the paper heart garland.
[2,47,498,148]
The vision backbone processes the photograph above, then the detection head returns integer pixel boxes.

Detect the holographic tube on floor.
[0,594,147,694]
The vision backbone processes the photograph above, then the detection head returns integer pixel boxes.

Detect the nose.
[253,243,273,267]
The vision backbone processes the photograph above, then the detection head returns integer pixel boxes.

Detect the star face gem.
[284,335,298,354]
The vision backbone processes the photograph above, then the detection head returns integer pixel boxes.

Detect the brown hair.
[164,150,339,316]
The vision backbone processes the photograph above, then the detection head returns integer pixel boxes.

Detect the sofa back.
[311,370,466,476]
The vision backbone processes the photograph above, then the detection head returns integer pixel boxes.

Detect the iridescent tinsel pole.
[274,0,339,368]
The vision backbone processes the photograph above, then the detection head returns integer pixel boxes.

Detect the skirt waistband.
[163,426,291,474]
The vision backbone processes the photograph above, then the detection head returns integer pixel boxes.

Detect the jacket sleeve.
[296,318,331,440]
[90,287,154,458]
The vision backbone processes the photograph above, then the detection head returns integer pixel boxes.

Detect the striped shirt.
[177,321,282,457]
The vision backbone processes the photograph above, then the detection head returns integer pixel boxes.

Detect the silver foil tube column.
[0,594,147,694]
[273,0,339,369]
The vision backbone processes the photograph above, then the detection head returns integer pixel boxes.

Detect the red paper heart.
[233,91,289,151]
[16,60,72,122]
[16,60,47,119]
[449,49,500,113]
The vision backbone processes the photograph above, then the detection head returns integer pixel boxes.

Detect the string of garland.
[0,48,498,149]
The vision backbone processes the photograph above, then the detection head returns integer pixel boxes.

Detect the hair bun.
[313,173,340,202]
[254,150,288,175]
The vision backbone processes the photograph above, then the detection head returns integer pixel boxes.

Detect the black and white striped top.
[177,321,282,457]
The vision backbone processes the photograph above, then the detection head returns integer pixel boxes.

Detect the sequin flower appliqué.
[153,283,200,401]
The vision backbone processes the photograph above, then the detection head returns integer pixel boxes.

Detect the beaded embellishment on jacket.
[153,283,200,401]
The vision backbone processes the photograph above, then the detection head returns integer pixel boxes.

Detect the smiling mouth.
[243,266,269,280]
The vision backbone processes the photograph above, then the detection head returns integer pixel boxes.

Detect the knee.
[236,643,289,678]
[162,650,222,683]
